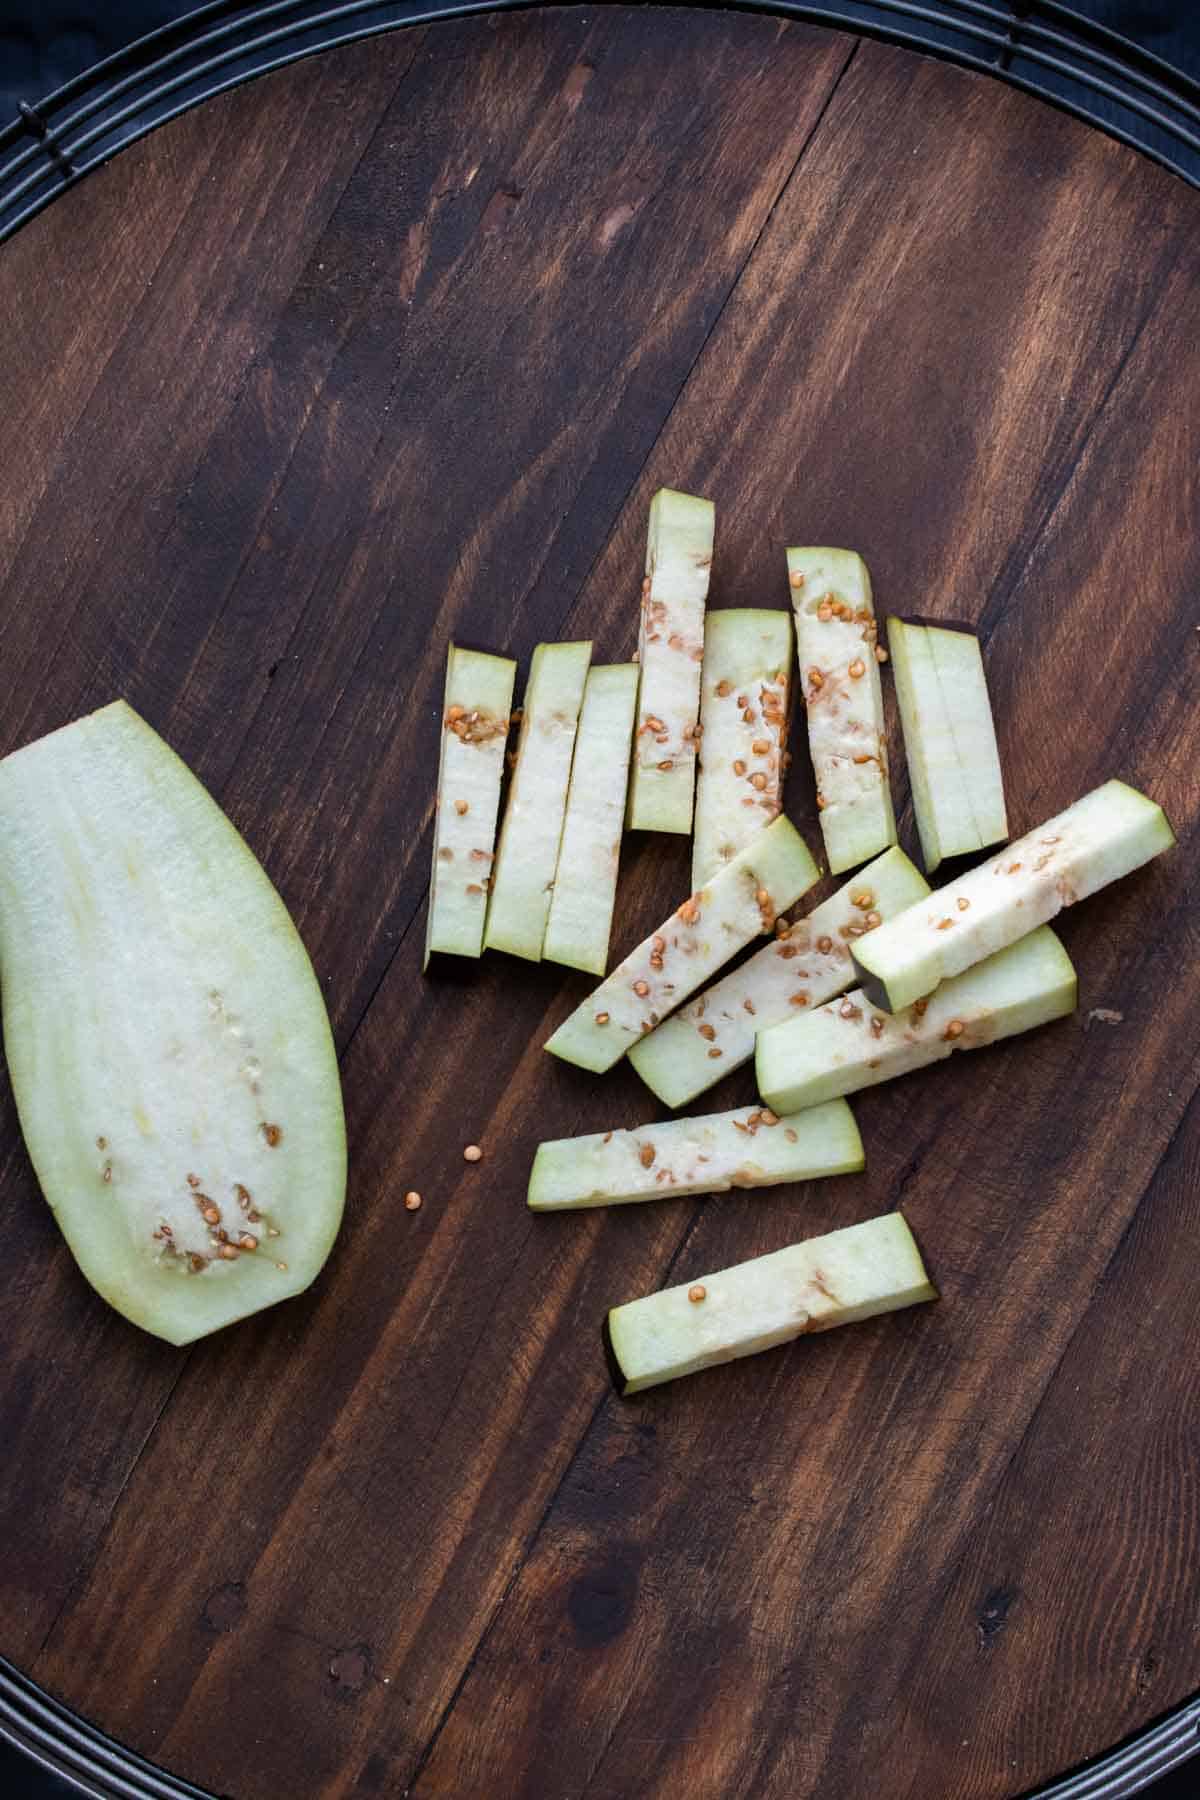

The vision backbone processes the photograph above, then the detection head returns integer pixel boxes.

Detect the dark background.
[0,1,1199,115]
[0,1,1198,1797]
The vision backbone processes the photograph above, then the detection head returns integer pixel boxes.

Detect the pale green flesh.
[627,488,714,834]
[425,645,516,965]
[543,664,638,976]
[545,816,819,1074]
[851,779,1175,1012]
[788,548,897,874]
[528,1098,861,1210]
[629,847,930,1108]
[757,925,1076,1114]
[483,641,591,961]
[0,702,346,1344]
[608,1212,936,1393]
[691,609,793,889]
[887,619,1006,872]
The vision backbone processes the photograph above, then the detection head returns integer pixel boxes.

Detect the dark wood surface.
[0,9,1196,1797]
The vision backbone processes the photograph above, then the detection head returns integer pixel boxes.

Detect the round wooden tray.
[0,8,1197,1798]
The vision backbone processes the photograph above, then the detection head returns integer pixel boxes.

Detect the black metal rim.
[2,1649,1199,1800]
[1,2,1198,1796]
[0,0,1197,246]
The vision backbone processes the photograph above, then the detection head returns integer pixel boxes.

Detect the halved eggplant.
[0,702,346,1344]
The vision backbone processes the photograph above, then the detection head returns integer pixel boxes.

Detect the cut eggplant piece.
[543,664,639,976]
[629,846,929,1108]
[0,701,346,1345]
[627,488,713,834]
[691,608,793,888]
[528,1097,861,1210]
[788,548,897,874]
[545,815,819,1074]
[887,618,1006,873]
[606,1212,936,1394]
[483,641,591,962]
[757,925,1076,1114]
[852,778,1175,1013]
[425,645,517,965]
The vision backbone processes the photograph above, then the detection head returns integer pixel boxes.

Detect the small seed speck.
[463,1144,483,1163]
[688,1284,707,1303]
[404,1191,422,1212]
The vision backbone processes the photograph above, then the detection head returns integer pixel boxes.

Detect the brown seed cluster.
[445,705,507,745]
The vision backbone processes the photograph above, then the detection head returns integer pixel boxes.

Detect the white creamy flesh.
[543,664,638,976]
[425,646,516,964]
[483,641,591,962]
[608,1212,936,1393]
[528,1098,861,1210]
[627,488,713,834]
[887,620,1006,872]
[545,815,819,1074]
[852,779,1175,1011]
[789,548,896,874]
[629,846,930,1108]
[692,609,793,888]
[0,702,346,1344]
[758,925,1076,1113]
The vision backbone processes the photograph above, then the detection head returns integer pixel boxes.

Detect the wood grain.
[0,10,1196,1800]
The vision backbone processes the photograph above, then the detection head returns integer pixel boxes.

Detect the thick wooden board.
[0,10,1196,1799]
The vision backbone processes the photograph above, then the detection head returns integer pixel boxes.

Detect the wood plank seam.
[274,31,865,1075]
[972,253,1183,660]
